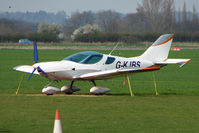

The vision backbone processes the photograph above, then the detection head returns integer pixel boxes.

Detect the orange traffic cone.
[53,110,62,133]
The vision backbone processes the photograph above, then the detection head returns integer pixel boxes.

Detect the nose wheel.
[45,80,54,87]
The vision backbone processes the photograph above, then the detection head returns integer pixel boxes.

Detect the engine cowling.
[90,86,110,95]
[42,86,61,95]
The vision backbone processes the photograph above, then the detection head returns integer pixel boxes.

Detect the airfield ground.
[0,43,198,133]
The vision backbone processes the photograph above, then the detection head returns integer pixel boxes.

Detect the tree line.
[64,0,199,42]
[0,0,199,43]
[0,10,66,25]
[0,19,60,42]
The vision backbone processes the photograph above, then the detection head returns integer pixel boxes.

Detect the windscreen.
[63,51,103,64]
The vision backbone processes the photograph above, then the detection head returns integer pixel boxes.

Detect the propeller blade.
[28,68,36,80]
[37,66,48,76]
[34,42,38,63]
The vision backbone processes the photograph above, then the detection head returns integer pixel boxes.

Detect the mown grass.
[1,42,199,49]
[0,48,198,133]
[0,42,146,48]
[1,95,199,133]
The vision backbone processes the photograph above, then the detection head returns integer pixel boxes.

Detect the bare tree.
[137,0,164,32]
[0,18,35,34]
[190,4,199,32]
[122,13,147,33]
[68,11,94,28]
[162,0,175,31]
[182,1,187,25]
[137,0,175,32]
[177,7,182,23]
[0,24,12,35]
[96,10,121,32]
[192,4,198,24]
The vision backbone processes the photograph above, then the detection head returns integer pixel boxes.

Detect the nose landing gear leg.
[91,80,96,86]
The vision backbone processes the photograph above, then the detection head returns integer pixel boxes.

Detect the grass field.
[1,41,199,50]
[0,48,198,133]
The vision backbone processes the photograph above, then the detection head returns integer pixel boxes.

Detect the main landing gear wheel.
[61,81,81,94]
[89,80,110,95]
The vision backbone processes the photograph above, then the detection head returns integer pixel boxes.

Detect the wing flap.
[13,65,39,75]
[155,59,191,67]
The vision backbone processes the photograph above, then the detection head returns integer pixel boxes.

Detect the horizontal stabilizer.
[155,59,191,67]
[13,65,39,75]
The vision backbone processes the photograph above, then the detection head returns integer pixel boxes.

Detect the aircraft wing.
[76,69,118,80]
[13,65,39,75]
[155,59,191,67]
[76,67,145,80]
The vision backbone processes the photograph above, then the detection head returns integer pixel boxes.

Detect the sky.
[0,0,198,15]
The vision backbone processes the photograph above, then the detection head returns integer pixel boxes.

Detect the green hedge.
[74,32,120,42]
[74,32,199,43]
[1,32,199,43]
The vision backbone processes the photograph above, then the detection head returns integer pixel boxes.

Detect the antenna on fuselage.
[109,42,119,55]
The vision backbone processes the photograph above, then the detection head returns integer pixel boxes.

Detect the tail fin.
[139,34,174,62]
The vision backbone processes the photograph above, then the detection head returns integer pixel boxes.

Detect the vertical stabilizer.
[139,34,174,62]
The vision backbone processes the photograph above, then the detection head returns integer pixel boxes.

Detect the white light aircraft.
[14,34,190,95]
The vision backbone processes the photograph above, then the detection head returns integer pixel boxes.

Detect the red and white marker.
[172,47,181,51]
[53,110,62,133]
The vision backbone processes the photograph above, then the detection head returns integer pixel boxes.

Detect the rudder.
[139,34,174,62]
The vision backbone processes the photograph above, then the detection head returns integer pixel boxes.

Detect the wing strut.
[126,74,134,96]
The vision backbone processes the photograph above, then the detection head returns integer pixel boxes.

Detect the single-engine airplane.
[14,34,190,95]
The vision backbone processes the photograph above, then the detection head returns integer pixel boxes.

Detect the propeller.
[28,42,47,80]
[37,66,48,76]
[34,42,38,63]
[28,68,36,80]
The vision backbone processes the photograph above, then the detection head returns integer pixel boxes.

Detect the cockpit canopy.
[63,51,103,64]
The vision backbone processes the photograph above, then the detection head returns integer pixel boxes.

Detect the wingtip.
[13,65,22,71]
[13,66,18,70]
[184,59,191,64]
